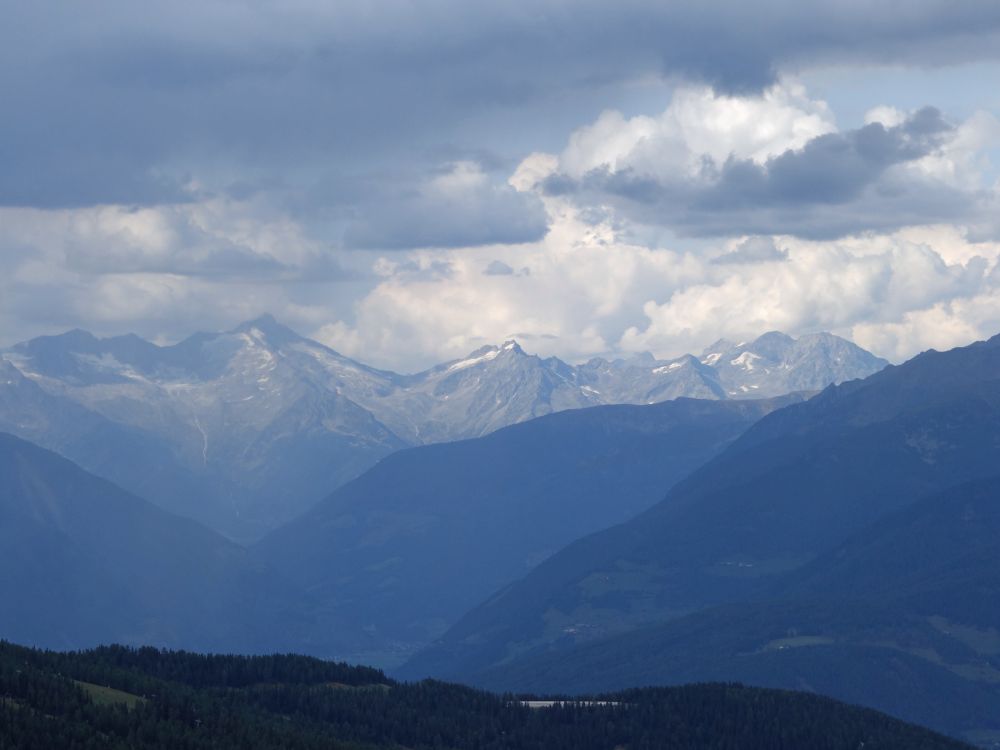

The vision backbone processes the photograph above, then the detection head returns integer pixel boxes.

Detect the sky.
[3,1,1000,371]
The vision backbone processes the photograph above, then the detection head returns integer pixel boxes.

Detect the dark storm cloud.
[0,144,192,209]
[700,107,951,208]
[3,0,1000,215]
[554,108,975,239]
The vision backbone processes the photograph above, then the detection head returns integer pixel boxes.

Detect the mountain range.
[0,317,886,539]
[4,320,999,743]
[400,333,1000,744]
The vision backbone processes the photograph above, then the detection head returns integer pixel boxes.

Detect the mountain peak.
[795,331,859,349]
[739,331,794,359]
[20,328,101,352]
[500,339,525,355]
[622,351,657,366]
[443,339,528,373]
[230,314,301,345]
[751,331,795,347]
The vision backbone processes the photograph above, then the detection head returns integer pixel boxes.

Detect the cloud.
[4,8,1000,370]
[316,189,1000,371]
[342,162,549,250]
[4,1,1000,211]
[483,260,515,276]
[696,107,951,208]
[851,292,1000,361]
[539,88,995,239]
[557,84,836,179]
[373,256,455,282]
[0,200,367,346]
[482,259,531,277]
[6,186,1000,372]
[712,236,788,264]
[619,233,993,358]
[1,201,356,283]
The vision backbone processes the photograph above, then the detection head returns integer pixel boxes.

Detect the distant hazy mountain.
[1,317,885,538]
[254,394,803,667]
[403,334,1000,693]
[0,432,318,654]
[2,316,407,539]
[578,330,887,401]
[455,476,1000,744]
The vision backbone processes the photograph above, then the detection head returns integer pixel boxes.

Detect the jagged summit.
[230,313,302,346]
[465,339,526,357]
[436,339,528,374]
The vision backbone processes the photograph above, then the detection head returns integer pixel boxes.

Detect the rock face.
[0,317,886,538]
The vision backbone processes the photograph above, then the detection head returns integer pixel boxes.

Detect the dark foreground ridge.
[0,641,971,749]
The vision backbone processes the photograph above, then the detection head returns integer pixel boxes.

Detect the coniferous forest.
[0,641,972,749]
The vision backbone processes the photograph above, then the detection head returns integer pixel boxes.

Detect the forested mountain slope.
[0,641,970,750]
[457,477,1000,745]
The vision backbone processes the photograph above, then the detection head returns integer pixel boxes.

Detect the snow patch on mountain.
[730,351,763,371]
[446,347,504,372]
[653,361,686,374]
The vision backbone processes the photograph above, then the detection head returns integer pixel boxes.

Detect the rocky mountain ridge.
[0,316,887,538]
